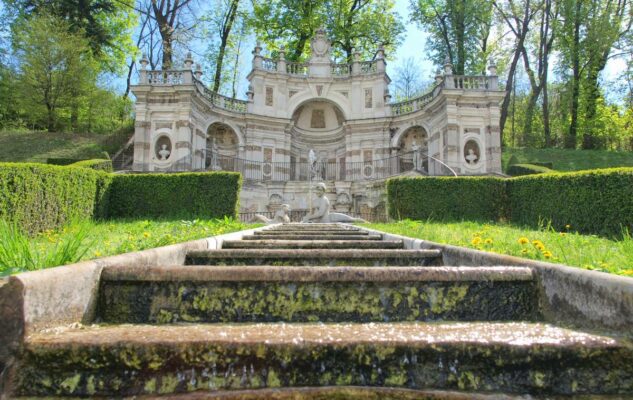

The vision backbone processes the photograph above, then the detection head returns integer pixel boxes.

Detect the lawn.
[502,147,633,172]
[365,220,633,277]
[0,130,131,162]
[0,218,256,276]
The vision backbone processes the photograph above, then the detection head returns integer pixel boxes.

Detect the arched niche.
[291,100,345,131]
[398,126,429,172]
[206,122,240,169]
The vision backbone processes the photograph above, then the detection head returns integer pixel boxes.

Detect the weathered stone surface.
[15,322,633,397]
[98,266,537,324]
[222,240,405,249]
[242,234,384,241]
[185,249,443,267]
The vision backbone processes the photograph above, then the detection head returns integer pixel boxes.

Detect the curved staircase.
[10,224,633,398]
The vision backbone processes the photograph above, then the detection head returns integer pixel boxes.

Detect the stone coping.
[101,265,534,282]
[356,225,633,336]
[186,249,442,258]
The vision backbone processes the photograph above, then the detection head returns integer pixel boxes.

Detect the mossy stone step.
[242,234,383,241]
[184,249,442,266]
[15,322,633,397]
[98,266,537,324]
[254,231,370,237]
[222,240,405,249]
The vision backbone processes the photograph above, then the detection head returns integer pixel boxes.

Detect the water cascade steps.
[12,224,633,398]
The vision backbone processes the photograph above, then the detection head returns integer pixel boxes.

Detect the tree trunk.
[213,0,239,93]
[565,0,581,149]
[454,0,466,74]
[47,103,55,133]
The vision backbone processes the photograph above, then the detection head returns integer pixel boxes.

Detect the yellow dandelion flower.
[542,251,553,258]
[143,232,150,238]
[536,244,545,251]
[471,237,482,246]
[94,251,102,257]
[484,238,493,244]
[565,224,571,229]
[518,237,529,245]
[559,232,566,237]
[623,269,633,276]
[521,249,529,254]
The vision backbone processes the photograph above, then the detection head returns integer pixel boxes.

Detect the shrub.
[386,176,506,222]
[507,168,633,237]
[0,163,109,235]
[106,172,241,220]
[507,163,554,176]
[531,161,554,169]
[47,158,80,166]
[69,159,113,173]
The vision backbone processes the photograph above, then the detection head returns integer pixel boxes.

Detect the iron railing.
[203,151,457,181]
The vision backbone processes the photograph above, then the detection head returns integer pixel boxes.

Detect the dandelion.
[143,232,150,238]
[532,240,545,251]
[471,237,482,246]
[518,237,529,245]
[521,249,529,254]
[559,232,566,237]
[94,251,102,257]
[542,251,553,259]
[484,238,493,244]
[565,224,571,229]
[623,269,633,276]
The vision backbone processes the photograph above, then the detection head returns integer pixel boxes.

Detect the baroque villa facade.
[131,29,504,218]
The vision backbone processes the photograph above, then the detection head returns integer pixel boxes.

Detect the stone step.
[184,249,442,266]
[98,266,537,324]
[265,223,357,230]
[14,322,633,397]
[241,234,383,241]
[254,231,370,236]
[222,240,405,249]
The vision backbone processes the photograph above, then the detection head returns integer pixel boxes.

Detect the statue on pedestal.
[466,148,479,165]
[210,138,221,170]
[302,182,366,223]
[411,140,422,171]
[158,144,171,161]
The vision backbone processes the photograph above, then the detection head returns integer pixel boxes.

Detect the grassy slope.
[502,147,633,172]
[365,220,633,277]
[0,130,131,162]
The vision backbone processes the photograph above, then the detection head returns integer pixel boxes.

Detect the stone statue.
[158,144,171,161]
[251,204,291,224]
[210,138,221,170]
[302,182,366,223]
[466,148,478,165]
[308,149,318,180]
[411,140,422,171]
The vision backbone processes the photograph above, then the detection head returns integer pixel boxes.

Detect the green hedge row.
[68,159,113,173]
[507,163,554,176]
[0,163,241,235]
[387,176,506,222]
[507,168,633,236]
[388,168,633,237]
[105,172,241,220]
[0,163,110,235]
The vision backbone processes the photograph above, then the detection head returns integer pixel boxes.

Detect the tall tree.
[392,57,425,99]
[7,0,135,72]
[410,0,493,75]
[493,0,537,144]
[14,14,95,132]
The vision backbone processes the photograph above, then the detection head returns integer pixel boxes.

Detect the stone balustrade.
[195,80,248,113]
[287,62,309,76]
[145,70,185,85]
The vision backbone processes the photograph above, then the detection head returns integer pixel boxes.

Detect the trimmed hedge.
[47,158,81,166]
[507,163,554,176]
[0,163,110,235]
[106,172,241,219]
[388,168,633,237]
[69,159,113,172]
[387,176,506,222]
[508,168,633,236]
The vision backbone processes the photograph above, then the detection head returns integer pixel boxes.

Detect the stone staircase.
[11,224,633,398]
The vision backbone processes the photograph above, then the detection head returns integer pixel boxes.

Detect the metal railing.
[203,151,457,181]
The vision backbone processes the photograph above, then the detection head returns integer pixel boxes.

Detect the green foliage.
[47,158,81,166]
[106,172,242,220]
[0,163,108,235]
[507,168,633,237]
[388,168,633,237]
[250,0,404,62]
[365,220,633,277]
[386,176,506,221]
[507,163,554,176]
[68,158,113,172]
[502,147,633,172]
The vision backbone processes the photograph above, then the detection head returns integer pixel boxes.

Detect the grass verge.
[1,218,256,276]
[502,147,633,172]
[365,220,633,277]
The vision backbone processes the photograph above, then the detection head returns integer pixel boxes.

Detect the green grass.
[365,220,633,277]
[0,130,131,162]
[503,147,633,172]
[1,218,256,276]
